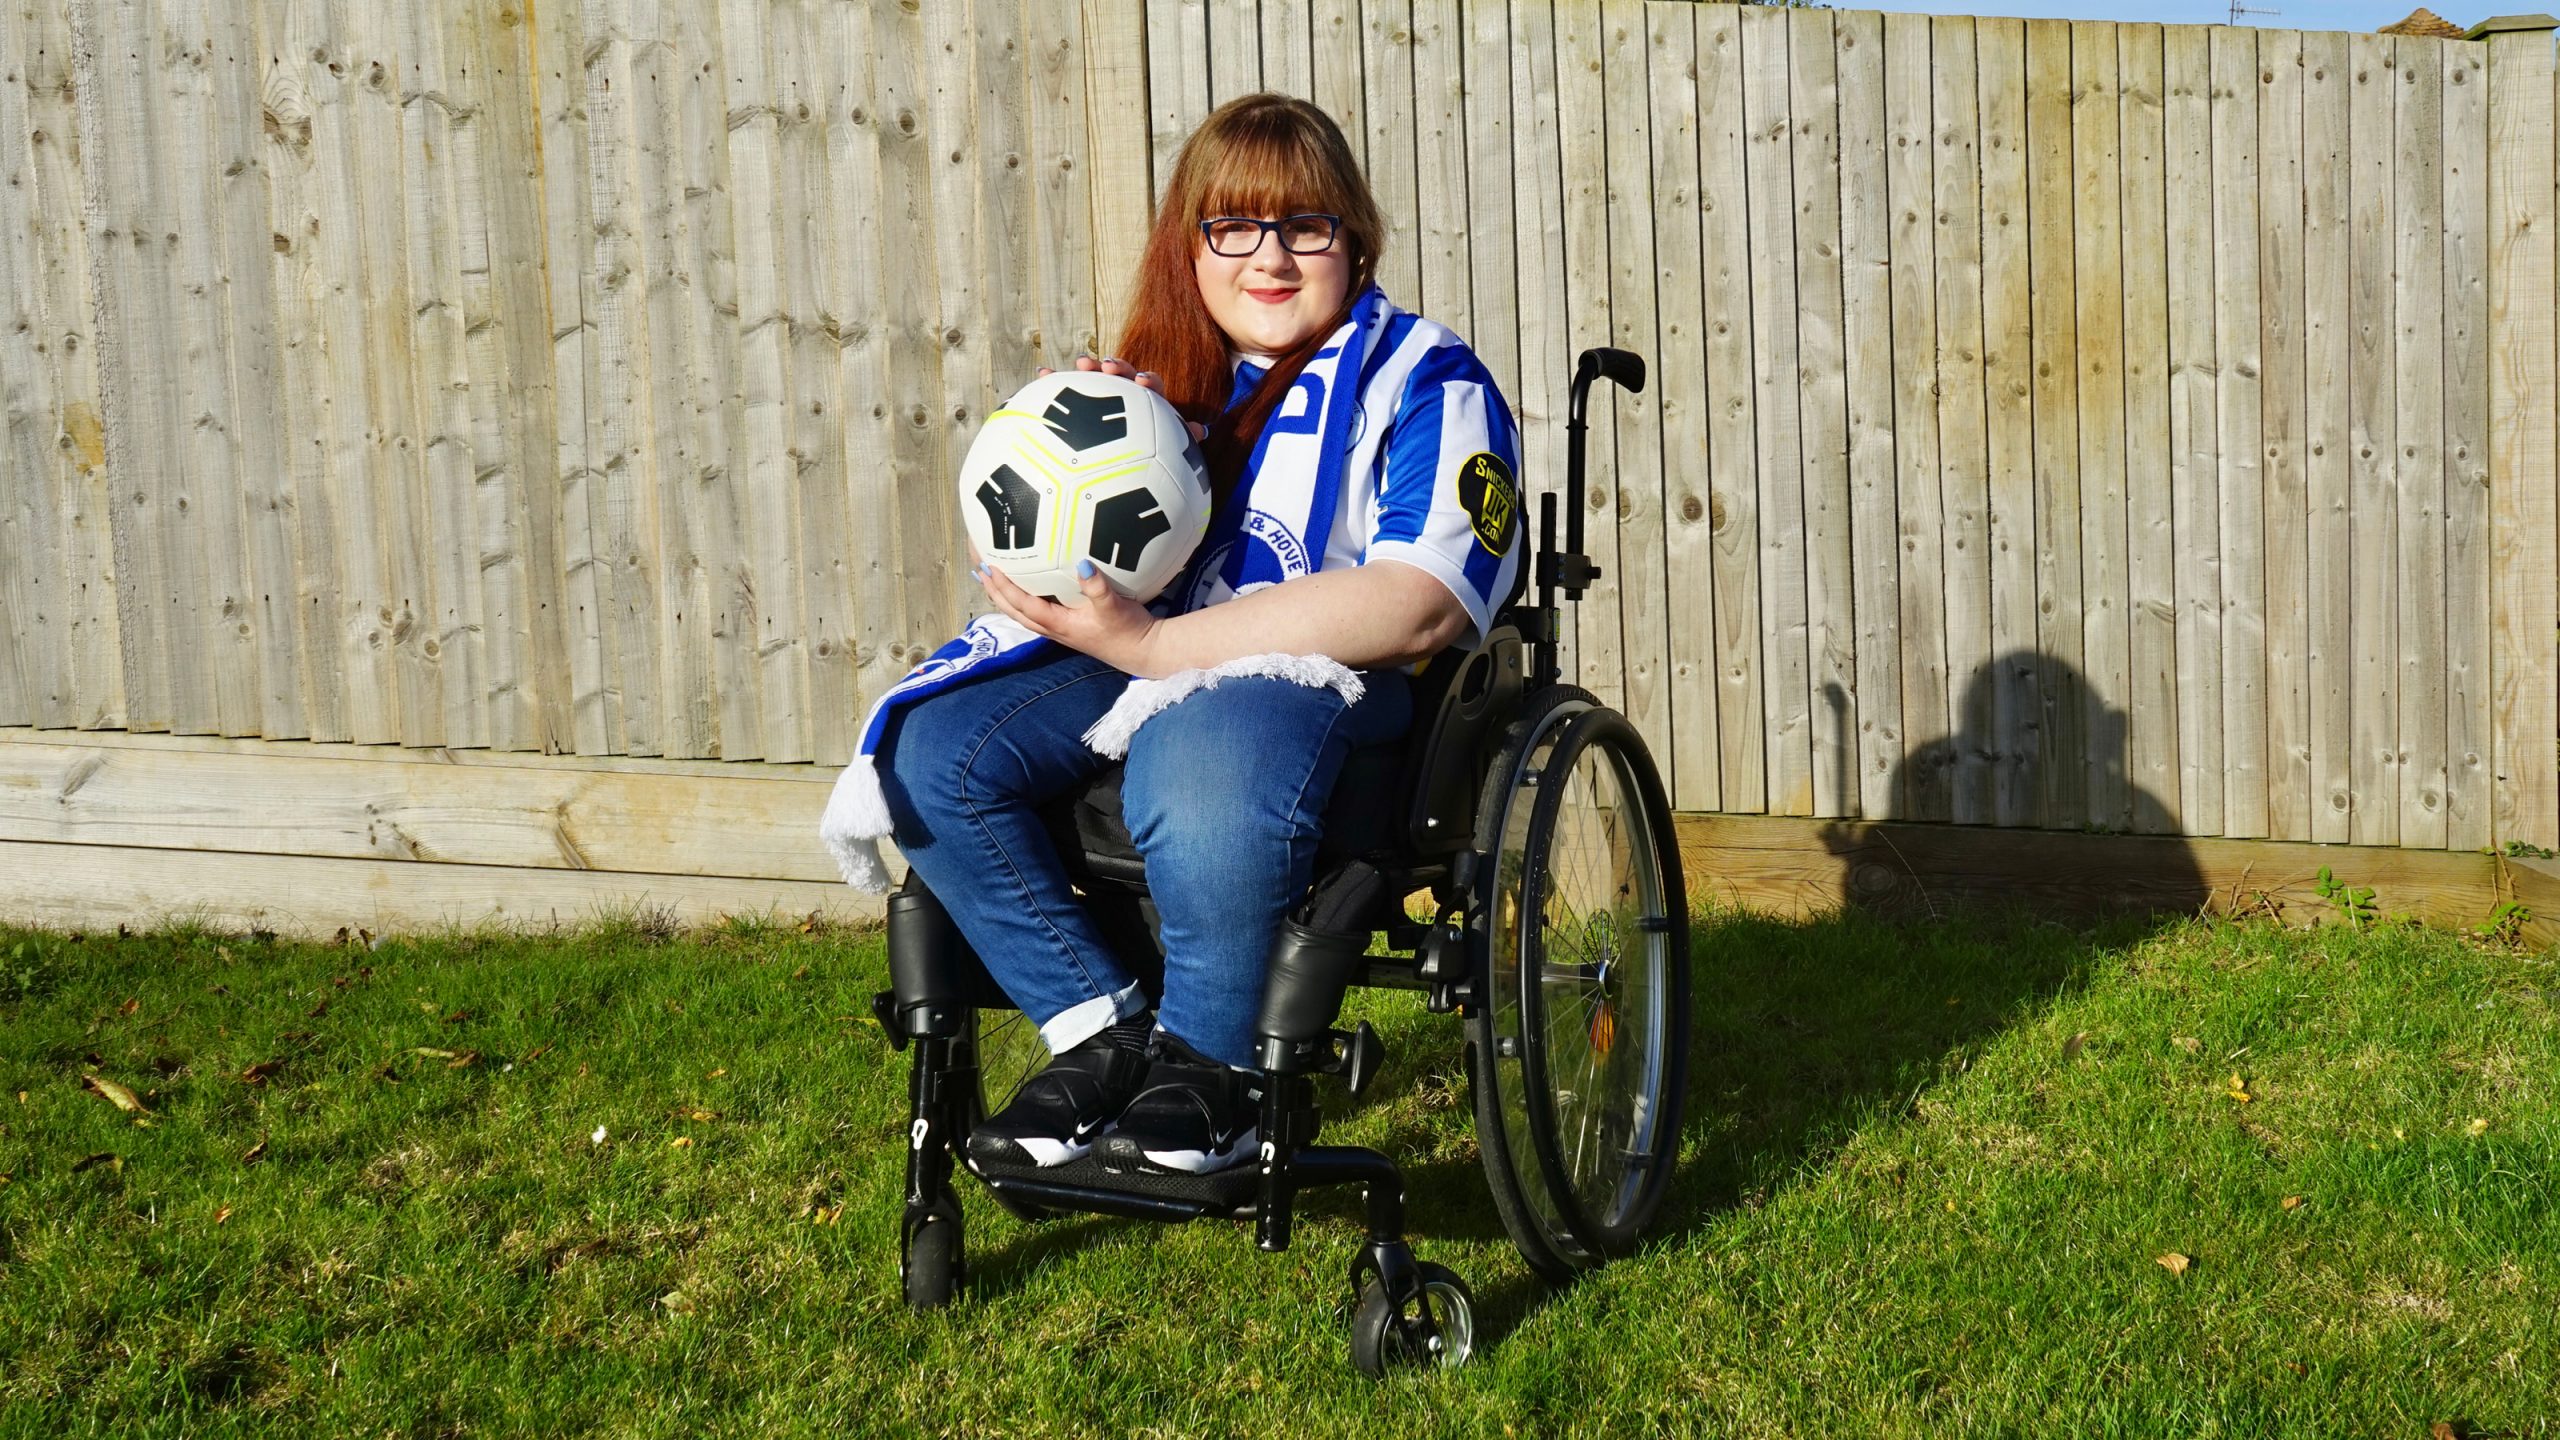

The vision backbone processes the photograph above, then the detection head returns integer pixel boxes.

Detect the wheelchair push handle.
[1529,346,1647,692]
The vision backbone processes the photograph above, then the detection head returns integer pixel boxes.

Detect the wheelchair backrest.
[1395,621,1528,858]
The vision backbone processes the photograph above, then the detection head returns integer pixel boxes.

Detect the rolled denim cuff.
[1038,978,1149,1055]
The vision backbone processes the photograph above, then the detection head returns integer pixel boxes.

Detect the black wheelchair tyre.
[903,1213,962,1309]
[1465,685,1597,1281]
[1347,1263,1477,1375]
[1465,686,1690,1279]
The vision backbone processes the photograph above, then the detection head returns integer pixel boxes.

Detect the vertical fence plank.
[1935,15,1996,826]
[722,0,808,763]
[1147,0,1210,209]
[1606,0,1670,768]
[1360,0,1418,304]
[1651,2,1720,811]
[2304,29,2352,842]
[166,0,264,738]
[211,0,306,740]
[1977,16,2038,828]
[1083,0,1151,343]
[2486,27,2558,851]
[2396,36,2450,849]
[1884,11,1944,820]
[1,0,62,724]
[828,0,906,713]
[2350,30,2399,844]
[448,3,526,752]
[1261,0,1312,98]
[74,0,182,734]
[2442,37,2493,851]
[1697,2,1761,813]
[1508,0,1576,695]
[1791,7,1853,819]
[1310,0,1362,163]
[1411,0,1466,327]
[2212,25,2266,839]
[771,0,853,764]
[1556,0,1619,712]
[18,0,122,730]
[1741,4,1807,814]
[1836,9,1898,819]
[2164,25,2222,833]
[2118,21,2178,831]
[581,0,654,755]
[400,3,491,749]
[343,0,441,747]
[883,0,961,676]
[2025,20,2083,828]
[1463,0,1517,400]
[1208,0,1259,103]
[467,2,571,753]
[2070,21,2129,831]
[538,0,611,757]
[2259,29,2310,841]
[1029,5,1099,365]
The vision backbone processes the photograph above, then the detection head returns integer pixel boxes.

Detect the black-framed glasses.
[1197,213,1342,257]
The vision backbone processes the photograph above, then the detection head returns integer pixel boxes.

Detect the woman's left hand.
[976,560,1162,676]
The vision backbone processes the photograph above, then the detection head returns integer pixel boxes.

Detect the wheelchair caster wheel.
[1348,1263,1476,1375]
[902,1215,962,1309]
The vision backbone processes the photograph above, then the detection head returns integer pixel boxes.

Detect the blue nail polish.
[1076,559,1096,580]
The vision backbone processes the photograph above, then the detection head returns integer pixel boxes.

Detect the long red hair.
[1114,94,1386,498]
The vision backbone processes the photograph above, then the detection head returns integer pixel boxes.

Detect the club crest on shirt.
[1458,451,1517,554]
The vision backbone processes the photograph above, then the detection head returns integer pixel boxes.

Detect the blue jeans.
[876,647,1412,1069]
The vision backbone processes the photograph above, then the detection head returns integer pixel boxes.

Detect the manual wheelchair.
[870,347,1690,1374]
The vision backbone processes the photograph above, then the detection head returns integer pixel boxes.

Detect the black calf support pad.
[884,876,1005,1036]
[1254,862,1392,1048]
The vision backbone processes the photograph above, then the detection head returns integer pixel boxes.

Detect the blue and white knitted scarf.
[819,286,1403,891]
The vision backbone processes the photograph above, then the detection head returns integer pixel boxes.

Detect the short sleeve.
[1362,344,1524,648]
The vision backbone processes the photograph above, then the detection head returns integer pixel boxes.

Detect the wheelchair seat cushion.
[1040,739,1408,891]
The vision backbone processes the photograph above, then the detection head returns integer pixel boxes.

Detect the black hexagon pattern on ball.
[1087,490,1171,571]
[976,464,1040,550]
[1043,387,1129,452]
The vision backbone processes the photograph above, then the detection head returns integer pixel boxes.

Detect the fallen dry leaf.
[444,1009,470,1024]
[519,1043,551,1065]
[669,1136,692,1149]
[2466,1117,2489,1136]
[2431,1425,2459,1440]
[82,1074,148,1114]
[2282,1194,2304,1211]
[241,1061,282,1087]
[790,965,812,981]
[410,1046,456,1061]
[306,999,330,1019]
[2226,1073,2254,1104]
[2156,1251,2192,1277]
[214,1206,232,1225]
[241,1138,268,1164]
[706,1068,726,1079]
[70,1152,120,1174]
[118,998,140,1016]
[2173,1036,2204,1055]
[445,1051,480,1070]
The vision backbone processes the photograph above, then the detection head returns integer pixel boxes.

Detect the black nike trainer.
[965,1031,1148,1169]
[1098,1032,1262,1176]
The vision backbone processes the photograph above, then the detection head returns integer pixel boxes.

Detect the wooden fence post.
[2481,17,2559,853]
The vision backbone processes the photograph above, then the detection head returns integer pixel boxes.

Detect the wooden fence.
[3,0,2557,860]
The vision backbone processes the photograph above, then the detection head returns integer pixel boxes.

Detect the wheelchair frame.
[872,346,1679,1374]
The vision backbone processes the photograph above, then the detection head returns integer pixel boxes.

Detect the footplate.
[965,1150,1262,1223]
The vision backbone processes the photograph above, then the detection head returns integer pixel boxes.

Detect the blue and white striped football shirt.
[1226,310,1524,647]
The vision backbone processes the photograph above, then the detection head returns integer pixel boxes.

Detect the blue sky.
[1857,0,2483,27]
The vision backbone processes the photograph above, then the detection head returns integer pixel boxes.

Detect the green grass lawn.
[1,905,2552,1438]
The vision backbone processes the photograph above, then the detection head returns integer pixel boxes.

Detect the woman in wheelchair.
[865,93,1522,1178]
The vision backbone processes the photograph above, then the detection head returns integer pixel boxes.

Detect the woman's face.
[1192,213,1354,356]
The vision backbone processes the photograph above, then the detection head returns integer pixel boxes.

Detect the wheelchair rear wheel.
[1467,688,1690,1280]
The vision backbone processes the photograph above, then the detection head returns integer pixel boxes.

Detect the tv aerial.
[2227,0,2281,21]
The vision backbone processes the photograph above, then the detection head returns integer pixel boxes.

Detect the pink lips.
[1245,288,1297,303]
